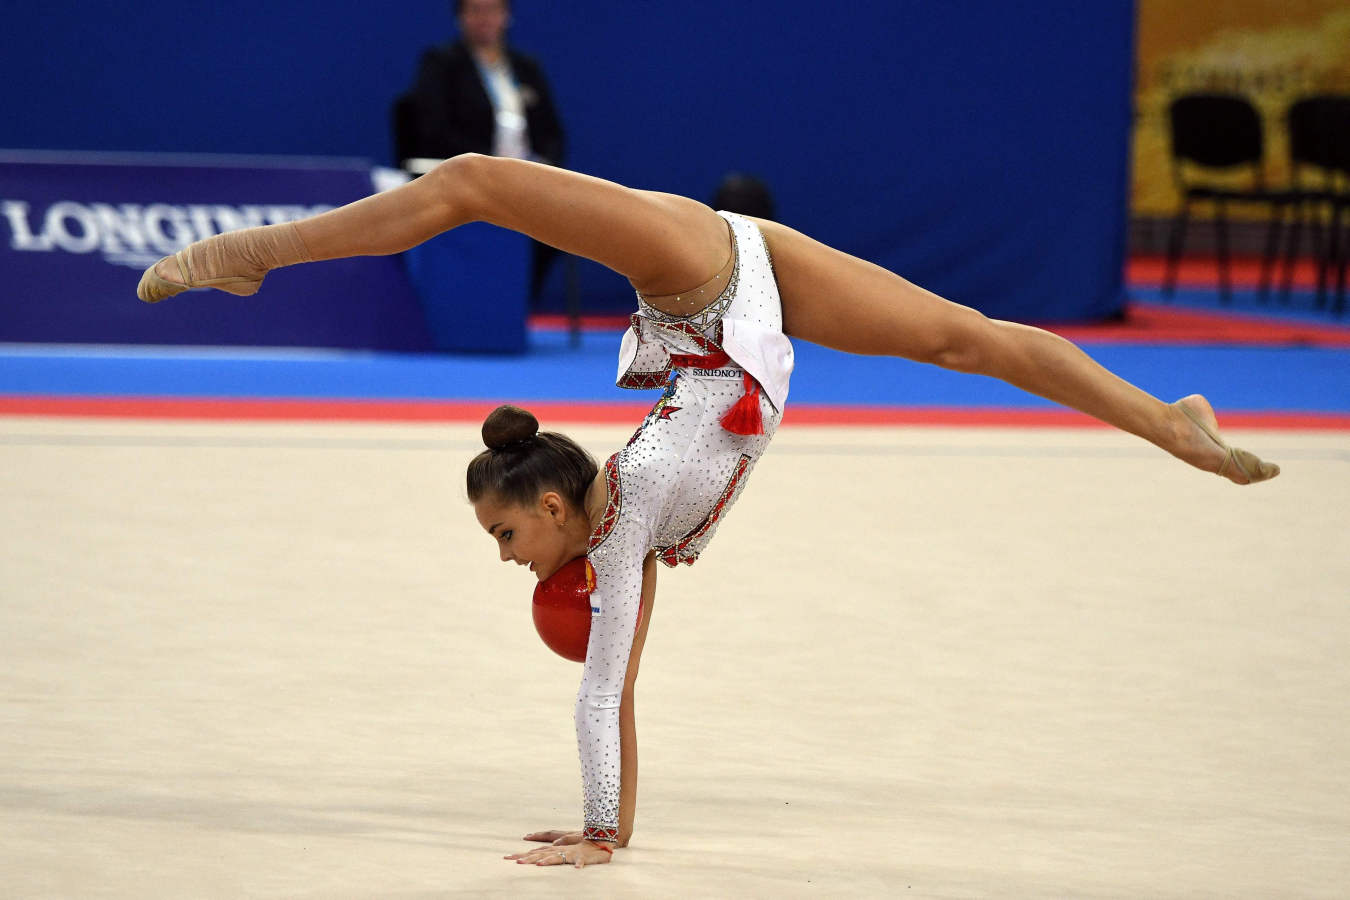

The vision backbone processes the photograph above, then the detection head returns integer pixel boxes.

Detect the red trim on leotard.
[587,454,622,552]
[655,453,751,567]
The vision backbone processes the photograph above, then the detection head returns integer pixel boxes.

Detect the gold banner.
[1132,1,1350,217]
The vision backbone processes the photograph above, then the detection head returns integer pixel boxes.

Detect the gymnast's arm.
[616,551,657,846]
[509,549,652,863]
[573,502,651,853]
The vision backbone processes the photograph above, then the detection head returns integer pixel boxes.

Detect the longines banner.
[1132,1,1350,219]
[0,153,432,351]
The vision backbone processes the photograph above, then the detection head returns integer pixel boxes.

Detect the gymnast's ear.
[539,490,568,520]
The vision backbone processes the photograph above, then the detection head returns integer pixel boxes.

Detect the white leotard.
[577,212,794,843]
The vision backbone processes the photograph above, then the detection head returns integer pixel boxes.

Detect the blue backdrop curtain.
[0,1,1133,324]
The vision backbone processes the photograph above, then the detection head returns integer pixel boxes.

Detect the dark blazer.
[398,39,565,165]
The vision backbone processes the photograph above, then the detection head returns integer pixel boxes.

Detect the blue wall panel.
[0,2,1133,324]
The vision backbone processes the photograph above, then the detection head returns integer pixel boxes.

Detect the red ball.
[532,556,595,662]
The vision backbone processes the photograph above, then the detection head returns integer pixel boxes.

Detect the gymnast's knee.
[425,153,494,220]
[924,309,997,375]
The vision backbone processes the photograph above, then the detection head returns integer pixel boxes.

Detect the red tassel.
[720,373,764,435]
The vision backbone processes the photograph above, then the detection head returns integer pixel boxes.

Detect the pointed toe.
[1177,399,1280,486]
[136,256,188,303]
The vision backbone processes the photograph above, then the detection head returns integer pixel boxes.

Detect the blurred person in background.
[399,0,565,167]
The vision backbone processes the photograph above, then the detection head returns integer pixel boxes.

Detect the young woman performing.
[137,153,1278,868]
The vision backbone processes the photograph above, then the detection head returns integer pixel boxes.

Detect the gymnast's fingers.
[533,848,572,866]
[522,829,569,843]
[504,846,548,860]
[507,845,559,864]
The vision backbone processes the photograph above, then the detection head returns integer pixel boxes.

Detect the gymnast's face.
[473,490,574,581]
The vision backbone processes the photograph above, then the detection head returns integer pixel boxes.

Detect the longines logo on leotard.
[0,200,332,269]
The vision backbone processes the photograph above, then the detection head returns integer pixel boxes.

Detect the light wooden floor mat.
[3,417,1347,898]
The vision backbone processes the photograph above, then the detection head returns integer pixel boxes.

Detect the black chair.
[1278,95,1350,315]
[1163,93,1286,303]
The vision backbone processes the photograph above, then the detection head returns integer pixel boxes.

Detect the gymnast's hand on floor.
[504,834,613,867]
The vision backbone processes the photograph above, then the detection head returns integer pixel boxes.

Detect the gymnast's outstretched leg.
[137,154,730,302]
[754,217,1277,484]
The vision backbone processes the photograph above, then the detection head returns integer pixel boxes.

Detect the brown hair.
[466,405,597,510]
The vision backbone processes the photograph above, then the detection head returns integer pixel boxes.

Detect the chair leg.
[1214,198,1231,304]
[1259,201,1285,304]
[1163,198,1190,299]
[1334,202,1348,317]
[1310,200,1330,308]
[1281,198,1306,304]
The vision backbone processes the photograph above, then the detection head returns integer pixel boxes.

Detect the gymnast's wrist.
[582,824,619,845]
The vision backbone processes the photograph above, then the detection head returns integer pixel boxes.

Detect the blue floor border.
[3,328,1348,415]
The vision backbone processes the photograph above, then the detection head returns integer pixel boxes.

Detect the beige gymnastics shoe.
[136,222,311,303]
[1175,395,1280,485]
[136,247,263,303]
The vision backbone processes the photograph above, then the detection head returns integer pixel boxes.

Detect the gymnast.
[137,153,1278,867]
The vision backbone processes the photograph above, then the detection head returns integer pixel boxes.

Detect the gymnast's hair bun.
[482,405,539,450]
